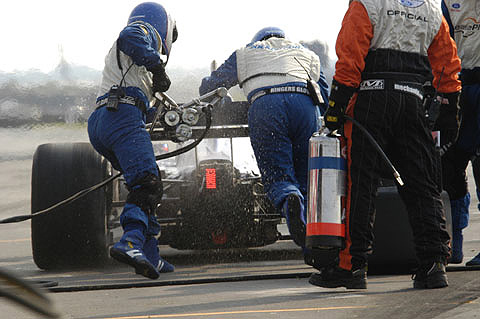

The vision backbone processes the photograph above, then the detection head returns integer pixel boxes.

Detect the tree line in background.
[0,69,208,127]
[0,40,333,127]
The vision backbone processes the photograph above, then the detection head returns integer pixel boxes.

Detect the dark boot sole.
[309,275,367,289]
[110,248,159,280]
[413,280,448,289]
[413,274,448,289]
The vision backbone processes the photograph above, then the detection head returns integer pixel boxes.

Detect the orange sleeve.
[427,17,461,93]
[333,1,373,88]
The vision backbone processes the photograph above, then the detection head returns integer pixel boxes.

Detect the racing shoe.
[412,261,448,289]
[283,193,306,247]
[155,257,175,273]
[466,253,480,266]
[110,241,160,280]
[141,236,175,274]
[135,255,174,274]
[309,265,367,289]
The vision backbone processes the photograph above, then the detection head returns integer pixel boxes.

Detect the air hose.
[0,105,214,224]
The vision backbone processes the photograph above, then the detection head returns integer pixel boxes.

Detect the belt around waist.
[96,95,147,113]
[249,86,309,104]
[359,78,424,100]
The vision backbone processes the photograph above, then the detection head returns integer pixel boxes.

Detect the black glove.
[149,63,171,93]
[422,81,438,129]
[432,91,461,149]
[324,79,356,131]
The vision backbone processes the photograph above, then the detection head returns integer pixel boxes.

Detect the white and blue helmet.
[128,2,177,60]
[251,27,285,43]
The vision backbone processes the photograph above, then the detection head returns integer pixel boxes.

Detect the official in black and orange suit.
[309,0,462,290]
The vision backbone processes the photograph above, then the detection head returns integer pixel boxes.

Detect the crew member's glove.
[149,63,171,93]
[324,79,356,131]
[432,91,461,151]
[422,81,438,129]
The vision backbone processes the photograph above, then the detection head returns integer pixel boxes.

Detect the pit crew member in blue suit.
[87,2,177,279]
[199,27,329,250]
[442,0,480,266]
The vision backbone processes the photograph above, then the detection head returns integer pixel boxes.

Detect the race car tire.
[31,142,111,270]
[369,186,452,273]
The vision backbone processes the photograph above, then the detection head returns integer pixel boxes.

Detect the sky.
[0,1,349,73]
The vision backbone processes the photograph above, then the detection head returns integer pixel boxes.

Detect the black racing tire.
[369,186,452,273]
[31,142,111,270]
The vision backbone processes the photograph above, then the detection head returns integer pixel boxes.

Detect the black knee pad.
[126,173,163,215]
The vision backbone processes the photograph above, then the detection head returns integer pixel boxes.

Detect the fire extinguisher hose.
[343,115,404,186]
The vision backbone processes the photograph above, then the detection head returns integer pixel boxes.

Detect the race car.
[30,90,452,271]
[30,90,283,270]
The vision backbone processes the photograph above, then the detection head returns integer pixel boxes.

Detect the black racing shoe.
[309,265,367,289]
[283,194,306,247]
[412,262,448,289]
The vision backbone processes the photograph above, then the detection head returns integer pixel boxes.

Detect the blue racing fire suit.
[442,0,480,262]
[199,37,329,219]
[87,22,163,258]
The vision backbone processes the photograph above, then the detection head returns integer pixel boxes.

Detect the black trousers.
[340,82,451,269]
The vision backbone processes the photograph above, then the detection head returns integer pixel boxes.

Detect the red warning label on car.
[205,168,217,189]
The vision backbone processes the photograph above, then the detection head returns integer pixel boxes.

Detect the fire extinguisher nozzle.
[394,172,404,186]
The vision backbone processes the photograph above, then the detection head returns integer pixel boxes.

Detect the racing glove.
[149,63,171,94]
[432,91,461,152]
[324,79,356,131]
[422,81,438,129]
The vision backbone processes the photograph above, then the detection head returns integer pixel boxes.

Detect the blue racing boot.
[142,236,175,273]
[282,193,306,247]
[110,227,160,280]
[466,253,480,266]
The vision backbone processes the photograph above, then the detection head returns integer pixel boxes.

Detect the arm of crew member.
[333,1,373,88]
[117,23,162,70]
[317,68,330,114]
[427,17,462,94]
[199,52,239,95]
[441,0,455,39]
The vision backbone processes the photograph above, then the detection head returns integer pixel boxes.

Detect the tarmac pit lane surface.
[4,270,478,319]
[1,149,480,318]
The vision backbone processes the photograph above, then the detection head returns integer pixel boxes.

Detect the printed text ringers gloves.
[324,79,356,132]
[432,91,461,153]
[149,63,171,94]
